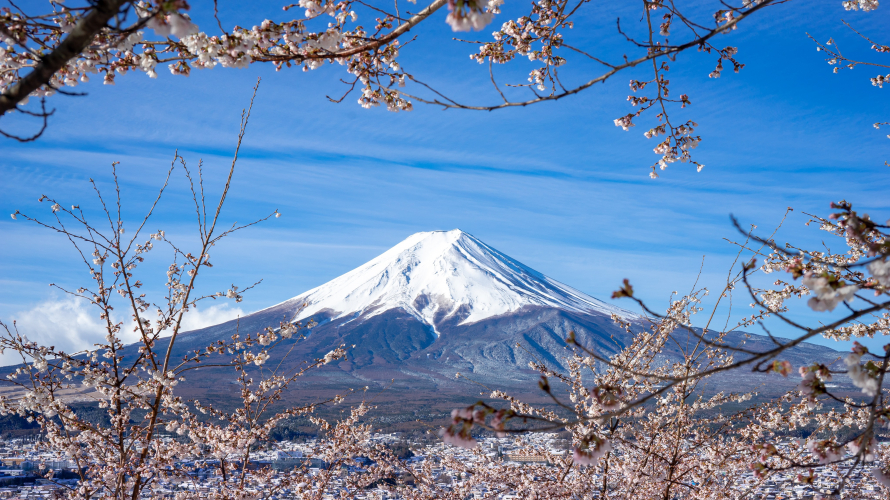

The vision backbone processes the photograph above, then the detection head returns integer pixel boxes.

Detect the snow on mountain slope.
[271,230,634,333]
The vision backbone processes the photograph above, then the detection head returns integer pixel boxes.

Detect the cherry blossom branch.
[0,0,131,115]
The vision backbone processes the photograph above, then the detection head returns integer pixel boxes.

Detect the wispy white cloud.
[3,298,244,366]
[9,297,109,356]
[177,303,245,333]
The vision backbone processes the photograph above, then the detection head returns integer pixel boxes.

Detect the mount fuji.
[274,230,633,336]
[173,230,840,408]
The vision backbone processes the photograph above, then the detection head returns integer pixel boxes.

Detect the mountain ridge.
[257,229,635,336]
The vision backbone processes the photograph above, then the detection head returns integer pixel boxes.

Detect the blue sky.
[1,0,888,354]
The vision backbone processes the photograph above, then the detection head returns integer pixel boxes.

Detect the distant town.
[0,434,881,499]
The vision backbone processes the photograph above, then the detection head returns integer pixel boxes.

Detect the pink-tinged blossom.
[798,373,816,397]
[749,461,767,479]
[868,259,890,286]
[751,442,778,462]
[453,407,473,421]
[490,409,508,438]
[872,467,890,488]
[845,348,880,397]
[798,364,831,408]
[613,114,635,131]
[846,436,876,461]
[852,341,869,356]
[145,13,199,39]
[322,349,340,364]
[807,439,843,465]
[298,0,330,18]
[446,6,494,32]
[802,272,858,312]
[253,352,270,366]
[798,363,831,389]
[770,360,792,376]
[440,427,478,448]
[440,406,484,449]
[573,437,611,465]
[591,385,623,411]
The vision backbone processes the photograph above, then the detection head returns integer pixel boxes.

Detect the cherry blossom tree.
[438,202,890,497]
[0,84,420,499]
[1,0,882,175]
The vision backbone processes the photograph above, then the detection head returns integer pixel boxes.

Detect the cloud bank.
[4,298,244,366]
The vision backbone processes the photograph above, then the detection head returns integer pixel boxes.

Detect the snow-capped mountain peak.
[276,229,633,333]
